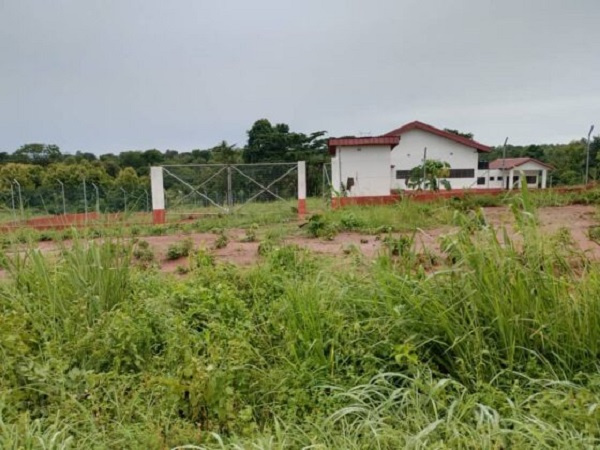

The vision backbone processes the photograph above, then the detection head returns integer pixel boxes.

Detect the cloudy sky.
[1,0,599,154]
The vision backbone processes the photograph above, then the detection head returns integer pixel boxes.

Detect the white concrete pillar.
[541,170,547,189]
[508,169,514,190]
[297,161,306,215]
[150,166,166,224]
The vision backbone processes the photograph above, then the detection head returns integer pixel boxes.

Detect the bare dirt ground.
[1,205,599,279]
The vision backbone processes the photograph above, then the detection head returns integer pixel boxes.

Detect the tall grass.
[0,188,599,448]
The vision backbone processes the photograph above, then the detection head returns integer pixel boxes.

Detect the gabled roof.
[328,136,400,154]
[383,120,491,152]
[489,157,553,170]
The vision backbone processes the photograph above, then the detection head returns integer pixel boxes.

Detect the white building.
[384,121,492,190]
[329,121,551,199]
[329,136,400,197]
[485,158,551,189]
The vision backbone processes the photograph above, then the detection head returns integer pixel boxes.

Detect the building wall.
[332,145,391,196]
[390,129,480,190]
[486,162,548,189]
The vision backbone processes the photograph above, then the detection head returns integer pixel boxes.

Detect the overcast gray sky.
[1,0,599,154]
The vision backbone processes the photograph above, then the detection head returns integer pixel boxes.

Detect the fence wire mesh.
[0,162,330,226]
[162,163,300,215]
[0,178,151,226]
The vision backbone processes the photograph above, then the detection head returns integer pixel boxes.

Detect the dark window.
[497,176,503,182]
[478,161,489,170]
[346,177,355,190]
[448,169,475,178]
[526,176,537,184]
[397,168,475,179]
[396,170,411,179]
[490,177,495,181]
[477,177,486,185]
[513,176,519,182]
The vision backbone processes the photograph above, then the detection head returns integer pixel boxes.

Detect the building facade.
[328,121,550,199]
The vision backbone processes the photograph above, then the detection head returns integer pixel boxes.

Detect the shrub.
[339,212,364,230]
[133,240,155,265]
[166,238,194,260]
[382,234,414,257]
[240,224,259,243]
[214,230,229,249]
[305,214,337,240]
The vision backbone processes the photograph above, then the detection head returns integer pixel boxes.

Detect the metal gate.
[161,163,299,215]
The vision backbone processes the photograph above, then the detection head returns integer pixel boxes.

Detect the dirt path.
[0,205,598,278]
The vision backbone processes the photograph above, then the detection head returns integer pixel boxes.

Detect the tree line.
[0,120,329,214]
[1,120,599,215]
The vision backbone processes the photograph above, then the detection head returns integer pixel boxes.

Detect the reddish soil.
[0,205,598,279]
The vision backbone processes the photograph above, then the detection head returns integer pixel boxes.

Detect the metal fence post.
[227,165,233,211]
[120,187,127,213]
[144,189,149,212]
[91,183,100,214]
[57,180,66,215]
[9,181,16,221]
[13,179,24,221]
[83,178,88,222]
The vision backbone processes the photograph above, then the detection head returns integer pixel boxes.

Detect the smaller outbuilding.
[486,158,552,189]
[329,136,400,197]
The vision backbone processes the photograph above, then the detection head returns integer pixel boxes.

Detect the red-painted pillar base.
[152,209,166,224]
[297,199,307,216]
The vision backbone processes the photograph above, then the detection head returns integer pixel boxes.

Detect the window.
[397,168,475,179]
[477,177,486,185]
[497,176,503,182]
[448,169,475,178]
[346,177,355,190]
[478,161,489,170]
[490,177,495,181]
[526,176,537,184]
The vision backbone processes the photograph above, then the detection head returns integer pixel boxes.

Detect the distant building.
[486,158,552,189]
[385,121,491,190]
[328,120,550,199]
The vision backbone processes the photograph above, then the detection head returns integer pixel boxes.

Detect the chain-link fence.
[0,162,331,226]
[0,179,151,225]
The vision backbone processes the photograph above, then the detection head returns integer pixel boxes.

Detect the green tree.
[13,143,62,165]
[444,129,474,139]
[243,119,327,163]
[211,141,240,164]
[406,160,452,191]
[0,163,42,190]
[115,167,141,191]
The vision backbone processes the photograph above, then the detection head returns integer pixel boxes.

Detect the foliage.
[444,128,474,139]
[243,119,327,163]
[406,159,452,191]
[166,237,194,260]
[305,213,337,239]
[213,229,229,249]
[1,196,600,447]
[132,239,155,266]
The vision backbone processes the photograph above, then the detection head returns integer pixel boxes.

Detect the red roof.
[489,157,553,170]
[328,136,400,154]
[384,120,491,152]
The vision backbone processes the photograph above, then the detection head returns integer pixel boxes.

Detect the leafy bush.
[382,234,414,257]
[166,238,194,260]
[133,239,155,265]
[240,223,259,242]
[339,211,364,229]
[305,214,337,240]
[214,230,229,249]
